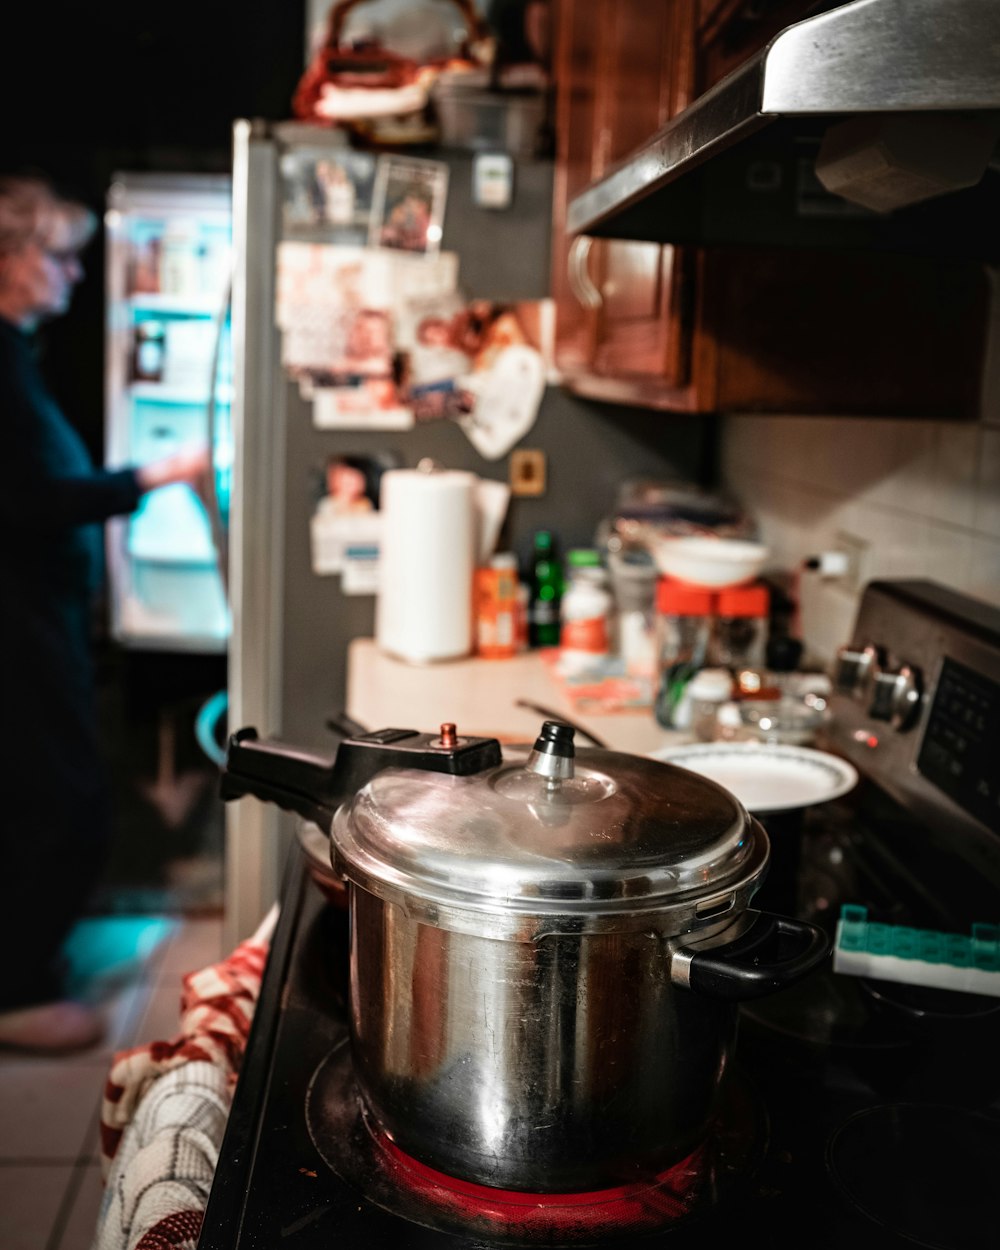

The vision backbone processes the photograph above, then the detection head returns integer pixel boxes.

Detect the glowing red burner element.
[376,1129,708,1238]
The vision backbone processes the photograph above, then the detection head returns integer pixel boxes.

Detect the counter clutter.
[346,638,688,757]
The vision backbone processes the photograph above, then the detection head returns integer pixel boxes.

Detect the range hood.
[567,0,1000,259]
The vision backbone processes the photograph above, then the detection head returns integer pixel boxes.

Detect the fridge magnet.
[280,147,376,240]
[309,453,392,581]
[393,297,556,449]
[458,342,547,460]
[276,243,462,430]
[370,155,449,256]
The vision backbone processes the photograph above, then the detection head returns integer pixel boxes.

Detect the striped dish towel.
[92,905,278,1250]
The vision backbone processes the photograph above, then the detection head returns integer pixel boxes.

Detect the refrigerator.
[225,120,710,943]
[104,172,233,653]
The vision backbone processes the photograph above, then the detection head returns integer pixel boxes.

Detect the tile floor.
[0,913,225,1250]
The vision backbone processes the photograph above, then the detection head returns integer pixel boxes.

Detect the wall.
[276,153,715,747]
[720,276,1000,664]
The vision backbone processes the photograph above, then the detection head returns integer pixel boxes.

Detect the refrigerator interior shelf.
[129,293,224,317]
[130,382,233,405]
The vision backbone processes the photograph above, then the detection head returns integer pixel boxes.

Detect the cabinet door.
[552,0,700,407]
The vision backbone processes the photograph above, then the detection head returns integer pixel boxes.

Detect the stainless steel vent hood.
[567,0,1000,259]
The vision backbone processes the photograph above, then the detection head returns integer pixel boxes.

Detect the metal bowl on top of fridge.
[222,718,828,1193]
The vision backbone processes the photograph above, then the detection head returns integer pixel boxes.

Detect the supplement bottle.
[559,549,613,675]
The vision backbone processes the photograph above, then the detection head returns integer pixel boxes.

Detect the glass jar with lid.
[654,578,715,729]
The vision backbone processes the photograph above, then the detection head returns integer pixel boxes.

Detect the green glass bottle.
[528,529,562,647]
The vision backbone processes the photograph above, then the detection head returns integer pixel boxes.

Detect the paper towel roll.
[375,468,478,663]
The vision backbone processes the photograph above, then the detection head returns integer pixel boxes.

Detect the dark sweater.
[0,315,141,596]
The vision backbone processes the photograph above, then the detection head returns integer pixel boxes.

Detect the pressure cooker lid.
[331,721,767,917]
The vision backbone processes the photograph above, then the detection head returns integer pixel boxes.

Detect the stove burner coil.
[305,1040,767,1243]
[826,1102,1000,1250]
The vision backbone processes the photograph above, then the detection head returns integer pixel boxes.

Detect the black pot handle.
[220,724,504,830]
[221,729,344,829]
[682,911,830,1001]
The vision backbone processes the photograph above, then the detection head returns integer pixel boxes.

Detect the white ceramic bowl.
[649,536,768,588]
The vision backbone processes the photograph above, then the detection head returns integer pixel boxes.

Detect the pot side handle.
[681,911,830,1001]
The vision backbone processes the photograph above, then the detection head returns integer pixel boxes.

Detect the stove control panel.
[916,657,1000,834]
[827,580,1000,866]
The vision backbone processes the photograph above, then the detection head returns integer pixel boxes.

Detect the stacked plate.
[648,742,858,814]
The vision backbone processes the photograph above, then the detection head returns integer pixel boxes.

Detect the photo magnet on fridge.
[370,155,449,256]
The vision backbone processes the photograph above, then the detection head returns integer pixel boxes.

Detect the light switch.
[509,449,546,496]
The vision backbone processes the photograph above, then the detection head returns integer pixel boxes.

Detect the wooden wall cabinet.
[551,0,702,410]
[551,0,992,418]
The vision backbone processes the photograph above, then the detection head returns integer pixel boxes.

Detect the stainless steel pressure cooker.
[222,719,828,1192]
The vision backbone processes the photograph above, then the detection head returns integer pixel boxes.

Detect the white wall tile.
[975,426,1000,537]
[967,535,1000,607]
[720,407,1000,661]
[923,423,980,528]
[921,524,975,595]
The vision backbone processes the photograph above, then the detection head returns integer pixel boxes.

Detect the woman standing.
[0,174,210,1052]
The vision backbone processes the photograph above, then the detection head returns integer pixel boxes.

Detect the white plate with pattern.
[648,741,859,813]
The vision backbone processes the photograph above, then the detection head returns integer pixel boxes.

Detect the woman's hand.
[136,445,211,494]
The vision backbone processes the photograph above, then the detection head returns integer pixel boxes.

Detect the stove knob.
[868,663,923,730]
[833,643,882,699]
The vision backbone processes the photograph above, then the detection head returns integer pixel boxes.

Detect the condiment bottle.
[133,320,165,382]
[654,578,716,729]
[474,552,518,659]
[528,530,562,648]
[559,549,613,676]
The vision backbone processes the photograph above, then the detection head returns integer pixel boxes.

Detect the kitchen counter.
[347,639,688,756]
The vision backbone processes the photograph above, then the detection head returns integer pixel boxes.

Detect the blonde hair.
[0,174,96,258]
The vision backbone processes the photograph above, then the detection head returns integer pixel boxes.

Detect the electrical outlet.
[834,530,870,593]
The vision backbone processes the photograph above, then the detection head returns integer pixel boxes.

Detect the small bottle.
[133,320,165,382]
[654,578,716,729]
[474,552,518,659]
[528,530,562,648]
[559,549,613,675]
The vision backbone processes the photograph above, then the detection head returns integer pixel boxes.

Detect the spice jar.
[686,668,736,741]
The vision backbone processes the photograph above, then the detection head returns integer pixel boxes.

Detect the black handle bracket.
[221,725,503,828]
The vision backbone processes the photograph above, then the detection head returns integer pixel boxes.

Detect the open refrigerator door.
[104,172,233,652]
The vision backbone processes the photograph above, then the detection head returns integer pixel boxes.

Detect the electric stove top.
[200,583,1000,1249]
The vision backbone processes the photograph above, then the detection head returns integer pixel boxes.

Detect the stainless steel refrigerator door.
[226,121,292,946]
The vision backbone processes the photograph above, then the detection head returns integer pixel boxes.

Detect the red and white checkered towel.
[93,906,277,1250]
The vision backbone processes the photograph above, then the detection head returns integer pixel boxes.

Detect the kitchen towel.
[376,466,497,663]
[93,906,276,1250]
